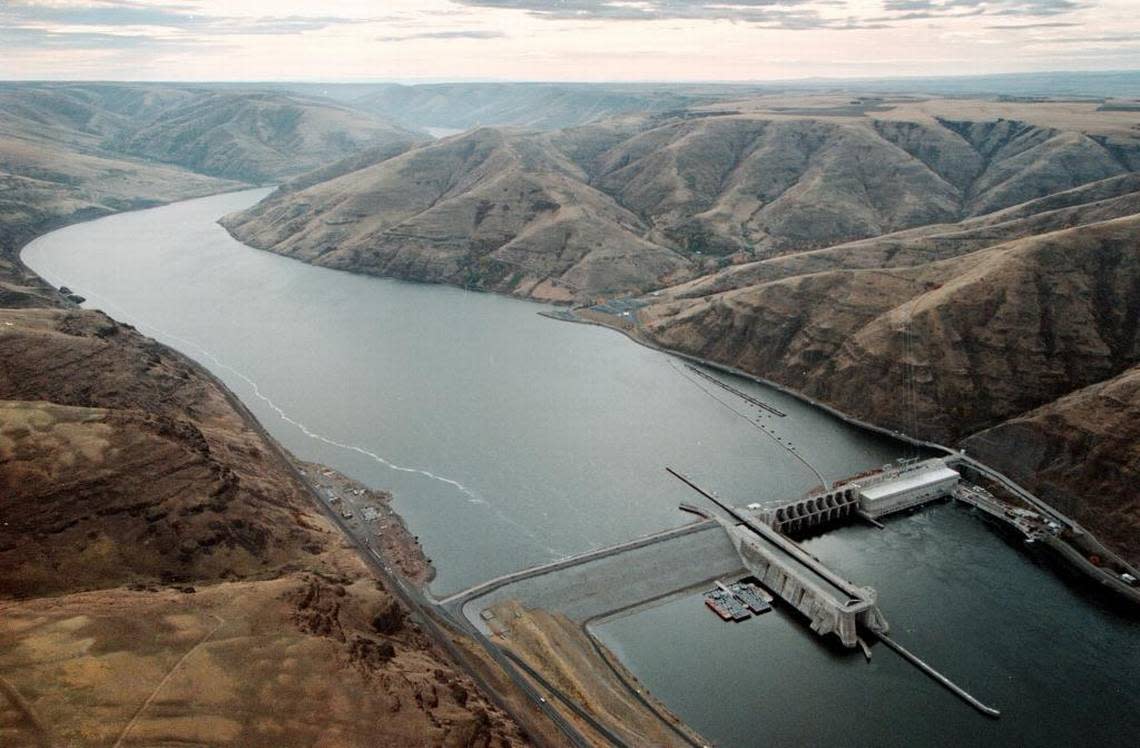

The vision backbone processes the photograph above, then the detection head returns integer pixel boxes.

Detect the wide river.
[23,189,1138,746]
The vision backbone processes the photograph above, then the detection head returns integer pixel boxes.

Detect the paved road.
[288,461,597,747]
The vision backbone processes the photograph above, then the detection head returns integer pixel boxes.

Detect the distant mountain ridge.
[0,82,422,183]
[349,82,720,130]
[0,82,424,306]
[221,105,1140,302]
[231,72,1140,130]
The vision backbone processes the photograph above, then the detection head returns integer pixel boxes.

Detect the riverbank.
[544,306,1140,609]
[295,460,435,585]
[486,600,706,747]
[0,195,547,745]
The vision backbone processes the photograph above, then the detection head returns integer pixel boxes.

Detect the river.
[22,189,1138,746]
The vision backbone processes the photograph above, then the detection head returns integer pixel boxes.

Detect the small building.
[858,460,959,519]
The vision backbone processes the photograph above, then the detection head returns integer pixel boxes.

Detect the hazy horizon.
[3,69,1139,85]
[3,1,1139,83]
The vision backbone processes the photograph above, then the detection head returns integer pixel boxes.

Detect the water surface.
[596,503,1139,746]
[23,189,1137,746]
[23,189,905,595]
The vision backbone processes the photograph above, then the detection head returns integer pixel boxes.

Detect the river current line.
[56,282,571,561]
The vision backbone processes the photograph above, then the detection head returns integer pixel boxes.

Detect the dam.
[756,457,962,534]
[451,459,964,651]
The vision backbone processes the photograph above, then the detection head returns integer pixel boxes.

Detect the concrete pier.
[724,519,888,647]
[878,634,1001,718]
[668,468,889,648]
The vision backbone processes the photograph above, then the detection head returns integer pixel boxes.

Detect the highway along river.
[23,189,1139,746]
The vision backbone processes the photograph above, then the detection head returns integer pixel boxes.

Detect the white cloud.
[0,0,1136,80]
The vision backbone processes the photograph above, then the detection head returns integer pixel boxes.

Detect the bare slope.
[642,214,1140,442]
[223,106,1139,301]
[0,83,422,184]
[585,114,1133,257]
[107,89,422,183]
[0,312,524,746]
[964,365,1140,564]
[0,140,239,309]
[638,214,1140,562]
[222,127,691,302]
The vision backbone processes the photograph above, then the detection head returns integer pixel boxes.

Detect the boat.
[730,582,772,614]
[704,595,732,621]
[718,589,752,621]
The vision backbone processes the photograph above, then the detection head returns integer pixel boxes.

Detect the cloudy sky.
[2,0,1137,82]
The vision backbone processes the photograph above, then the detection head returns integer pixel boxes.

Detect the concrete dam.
[441,455,1003,723]
[450,457,962,650]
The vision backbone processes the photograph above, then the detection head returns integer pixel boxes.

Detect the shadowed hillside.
[0,83,531,746]
[223,101,1140,302]
[964,365,1140,565]
[0,83,422,184]
[637,211,1140,561]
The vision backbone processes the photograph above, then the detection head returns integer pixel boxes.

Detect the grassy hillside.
[221,126,691,302]
[0,83,422,184]
[0,82,528,746]
[637,209,1140,562]
[223,99,1140,302]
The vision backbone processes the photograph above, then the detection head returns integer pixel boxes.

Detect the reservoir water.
[22,189,1139,746]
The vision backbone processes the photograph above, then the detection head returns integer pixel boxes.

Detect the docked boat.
[704,594,733,621]
[731,582,772,615]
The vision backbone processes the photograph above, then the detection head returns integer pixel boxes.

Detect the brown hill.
[0,144,238,308]
[223,105,1139,301]
[106,89,422,183]
[0,83,529,746]
[0,82,422,306]
[964,365,1140,563]
[636,213,1140,562]
[0,83,422,185]
[0,308,331,597]
[222,126,690,302]
[654,173,1140,300]
[0,310,525,746]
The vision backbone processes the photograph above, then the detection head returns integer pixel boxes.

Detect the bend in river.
[23,188,907,595]
[23,189,1139,747]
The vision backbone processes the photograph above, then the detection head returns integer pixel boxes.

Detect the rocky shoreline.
[0,192,539,744]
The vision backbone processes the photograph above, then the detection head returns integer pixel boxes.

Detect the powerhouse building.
[857,459,960,518]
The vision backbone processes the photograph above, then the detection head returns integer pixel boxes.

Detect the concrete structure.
[667,468,888,649]
[857,459,960,519]
[756,486,860,534]
[444,520,746,633]
[721,518,888,647]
